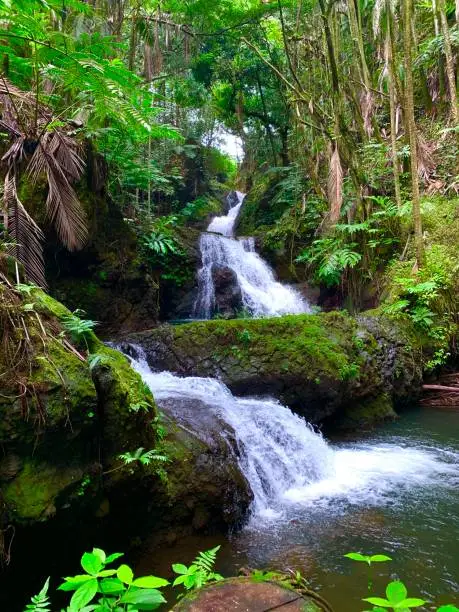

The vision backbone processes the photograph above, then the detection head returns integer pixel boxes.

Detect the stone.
[172,578,324,612]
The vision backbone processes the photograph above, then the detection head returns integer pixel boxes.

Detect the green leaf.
[117,564,134,584]
[132,576,169,588]
[70,579,98,610]
[438,606,459,612]
[362,597,392,607]
[172,563,188,575]
[344,552,370,563]
[395,598,426,607]
[97,569,116,577]
[386,581,408,604]
[99,577,125,595]
[92,548,106,564]
[172,575,187,586]
[120,588,166,607]
[58,575,94,591]
[81,552,103,576]
[369,555,392,563]
[105,552,124,564]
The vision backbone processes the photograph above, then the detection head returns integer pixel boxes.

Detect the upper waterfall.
[193,192,311,319]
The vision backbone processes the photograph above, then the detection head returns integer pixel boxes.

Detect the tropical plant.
[172,546,223,592]
[24,578,51,612]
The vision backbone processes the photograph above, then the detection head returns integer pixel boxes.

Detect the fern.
[119,447,168,466]
[24,578,51,612]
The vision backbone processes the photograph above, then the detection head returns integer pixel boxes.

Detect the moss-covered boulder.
[127,311,423,428]
[0,288,158,527]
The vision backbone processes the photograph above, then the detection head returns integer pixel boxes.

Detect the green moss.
[338,394,396,430]
[3,459,83,522]
[171,312,360,381]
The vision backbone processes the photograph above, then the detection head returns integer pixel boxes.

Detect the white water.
[194,192,310,318]
[128,349,458,523]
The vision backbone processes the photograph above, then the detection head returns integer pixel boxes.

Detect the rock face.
[127,311,423,429]
[212,266,243,317]
[0,289,249,540]
[172,578,325,612]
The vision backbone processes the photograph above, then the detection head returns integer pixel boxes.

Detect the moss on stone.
[3,459,83,522]
[337,394,397,430]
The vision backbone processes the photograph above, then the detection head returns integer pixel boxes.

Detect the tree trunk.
[402,0,424,264]
[386,7,402,209]
[438,0,459,123]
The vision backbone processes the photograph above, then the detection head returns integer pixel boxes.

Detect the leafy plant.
[57,548,168,611]
[172,545,223,592]
[118,448,168,466]
[362,580,425,611]
[24,578,51,612]
[61,310,97,347]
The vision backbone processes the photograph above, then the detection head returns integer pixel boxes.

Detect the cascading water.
[194,191,310,318]
[127,347,459,523]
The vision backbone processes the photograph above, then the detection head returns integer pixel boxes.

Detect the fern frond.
[24,577,51,612]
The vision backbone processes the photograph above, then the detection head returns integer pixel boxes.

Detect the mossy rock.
[0,290,159,527]
[172,577,325,612]
[128,311,423,427]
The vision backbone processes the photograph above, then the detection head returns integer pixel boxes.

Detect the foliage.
[118,447,168,467]
[172,546,223,592]
[24,578,51,612]
[61,310,97,346]
[57,548,168,611]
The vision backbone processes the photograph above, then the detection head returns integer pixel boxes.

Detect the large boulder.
[126,311,423,428]
[212,266,243,317]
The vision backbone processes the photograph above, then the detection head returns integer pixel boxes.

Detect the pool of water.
[136,407,459,610]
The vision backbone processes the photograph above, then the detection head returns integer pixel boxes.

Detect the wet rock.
[172,577,325,611]
[212,266,243,317]
[127,311,423,429]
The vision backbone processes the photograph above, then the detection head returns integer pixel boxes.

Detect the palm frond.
[328,146,343,223]
[4,172,46,287]
[27,133,88,251]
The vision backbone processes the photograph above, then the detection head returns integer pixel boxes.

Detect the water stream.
[129,350,459,608]
[193,192,310,318]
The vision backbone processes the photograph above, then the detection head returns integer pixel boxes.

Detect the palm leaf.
[27,132,88,251]
[4,171,46,287]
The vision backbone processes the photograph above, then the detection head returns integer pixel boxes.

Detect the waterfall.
[127,348,458,522]
[194,192,310,319]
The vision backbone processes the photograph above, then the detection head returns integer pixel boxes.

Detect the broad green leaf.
[395,598,426,608]
[438,606,459,612]
[386,581,407,604]
[344,552,370,563]
[105,552,124,564]
[58,575,94,591]
[172,575,187,586]
[97,569,116,577]
[117,564,134,584]
[363,597,392,607]
[132,576,169,588]
[172,563,188,575]
[92,548,106,564]
[81,552,103,576]
[99,577,125,595]
[370,555,392,563]
[120,587,166,606]
[70,579,98,610]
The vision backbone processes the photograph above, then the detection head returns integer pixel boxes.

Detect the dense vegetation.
[0,0,458,610]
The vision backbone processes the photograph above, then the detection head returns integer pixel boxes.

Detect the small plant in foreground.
[344,552,392,592]
[24,577,51,611]
[363,580,425,611]
[58,548,168,610]
[172,545,223,592]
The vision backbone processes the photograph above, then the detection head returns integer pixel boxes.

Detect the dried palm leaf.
[328,146,343,223]
[144,41,153,82]
[153,18,163,76]
[4,172,46,288]
[417,134,437,181]
[28,134,87,251]
[360,89,374,137]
